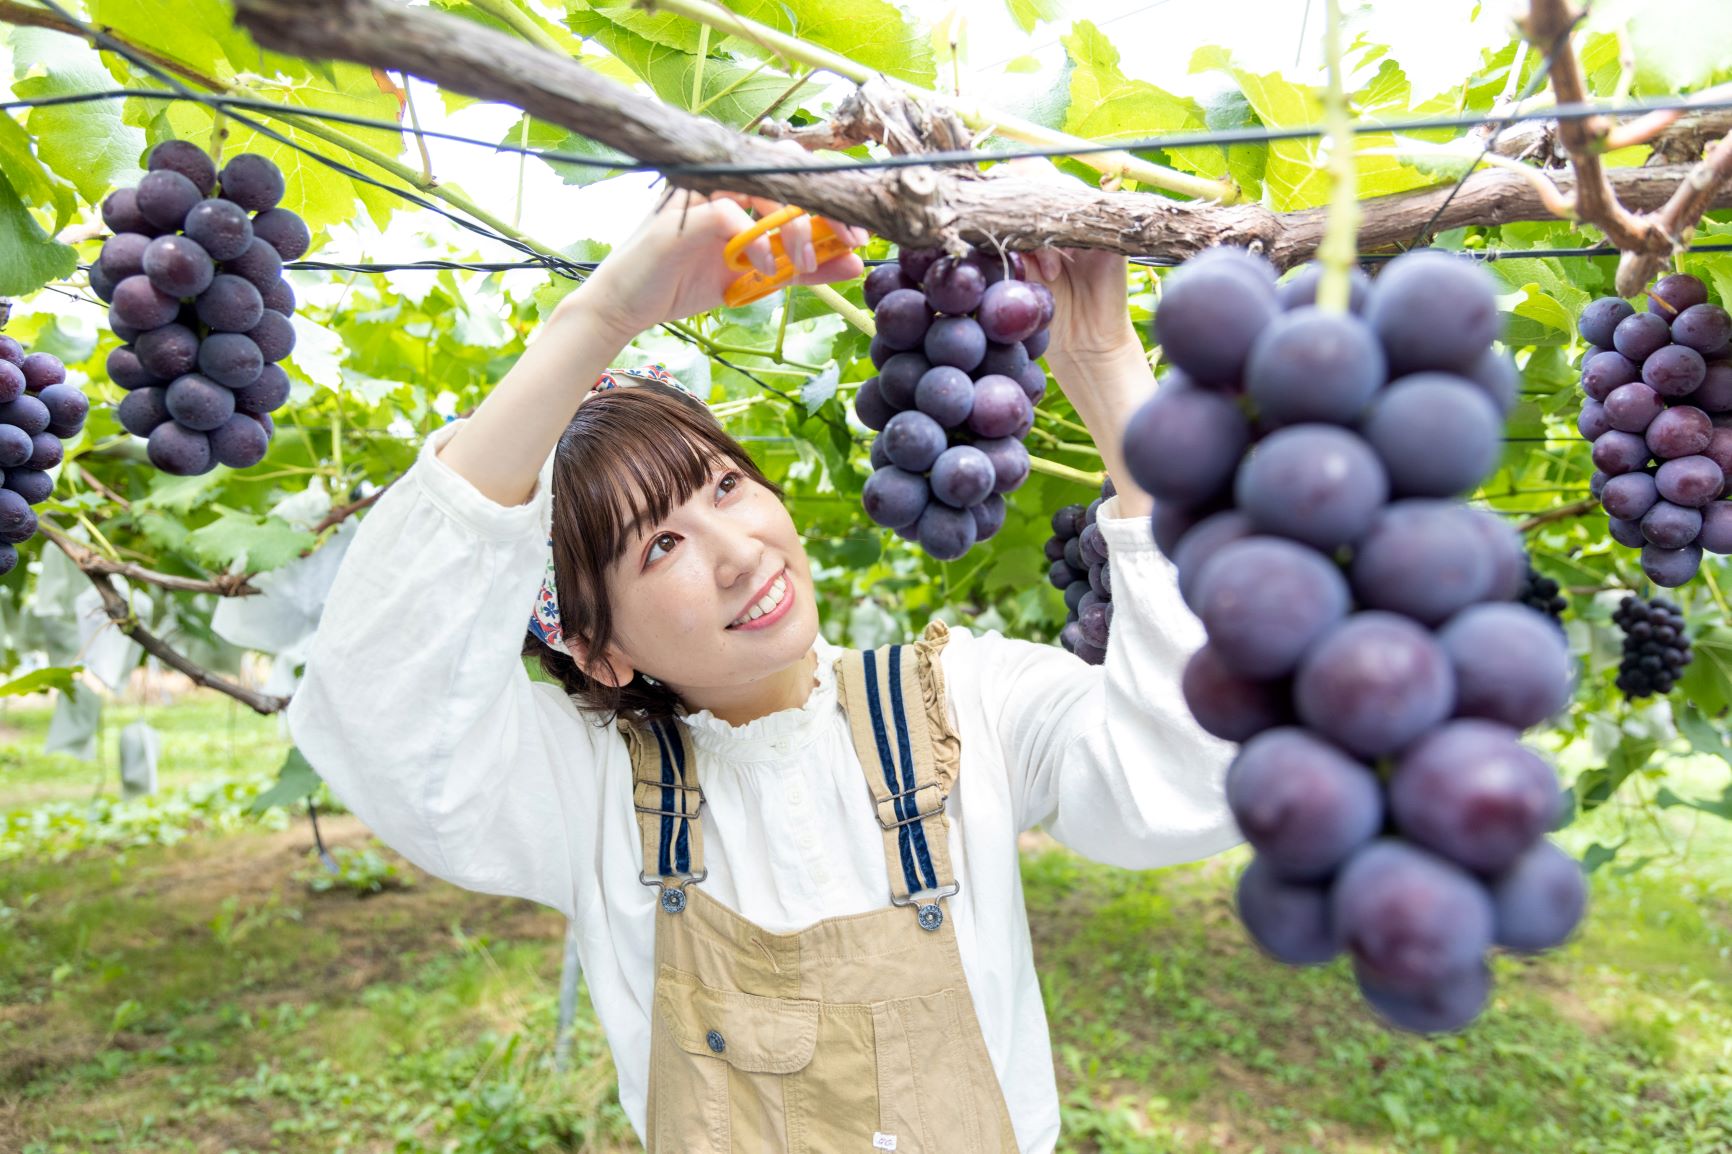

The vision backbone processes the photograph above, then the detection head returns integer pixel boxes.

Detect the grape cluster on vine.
[1043,477,1115,664]
[1577,274,1732,587]
[1517,564,1567,626]
[0,338,87,576]
[1126,248,1584,1034]
[96,142,306,476]
[857,245,1052,560]
[1612,595,1692,699]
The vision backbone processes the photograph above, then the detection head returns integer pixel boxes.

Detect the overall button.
[706,1029,726,1054]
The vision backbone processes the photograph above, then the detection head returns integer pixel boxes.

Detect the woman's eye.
[646,532,679,564]
[717,471,741,498]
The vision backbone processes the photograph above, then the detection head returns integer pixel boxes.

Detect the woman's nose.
[713,520,764,587]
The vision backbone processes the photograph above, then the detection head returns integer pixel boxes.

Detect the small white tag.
[872,1134,898,1151]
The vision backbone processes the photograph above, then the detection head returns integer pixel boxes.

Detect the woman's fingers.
[796,251,865,284]
[779,211,815,273]
[706,195,779,275]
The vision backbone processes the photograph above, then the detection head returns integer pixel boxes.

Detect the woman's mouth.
[727,568,793,631]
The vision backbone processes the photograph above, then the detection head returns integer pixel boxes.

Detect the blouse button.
[706,1029,726,1054]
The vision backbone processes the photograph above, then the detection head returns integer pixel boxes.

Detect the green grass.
[2,691,1730,1152]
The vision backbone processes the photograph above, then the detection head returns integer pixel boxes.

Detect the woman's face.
[592,464,818,699]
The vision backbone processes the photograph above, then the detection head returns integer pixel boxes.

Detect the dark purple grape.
[1705,426,1732,476]
[1672,303,1731,354]
[965,374,1031,439]
[24,431,60,471]
[0,394,49,436]
[868,333,894,368]
[1642,343,1706,397]
[975,436,1029,493]
[1237,424,1388,549]
[853,376,893,431]
[1029,282,1054,328]
[135,169,202,231]
[249,207,309,261]
[1390,719,1558,874]
[922,253,985,316]
[869,436,891,470]
[896,247,941,284]
[218,153,285,212]
[1462,347,1519,415]
[1356,960,1490,1035]
[1655,454,1724,507]
[148,139,217,194]
[0,425,28,468]
[1014,361,1046,406]
[255,412,276,440]
[1236,857,1337,965]
[1276,261,1371,314]
[1578,296,1634,348]
[223,237,284,293]
[112,275,181,330]
[181,198,255,262]
[1367,251,1502,374]
[117,386,171,436]
[1063,537,1084,571]
[232,364,290,415]
[1600,471,1658,520]
[1078,523,1107,567]
[1438,603,1573,729]
[929,446,995,508]
[1581,349,1639,401]
[1023,328,1050,360]
[976,280,1043,345]
[1294,612,1455,757]
[135,323,200,380]
[1688,360,1732,412]
[1591,429,1650,475]
[4,468,51,505]
[1491,840,1586,953]
[877,351,929,410]
[1089,559,1112,599]
[915,501,976,560]
[100,233,156,283]
[1590,469,1609,498]
[1155,260,1280,386]
[165,373,236,431]
[923,315,986,372]
[1577,399,1612,441]
[195,274,265,333]
[0,487,36,544]
[1189,245,1279,286]
[147,421,213,476]
[102,346,153,391]
[1245,307,1385,427]
[1331,839,1493,995]
[141,234,215,299]
[1195,536,1350,679]
[1608,516,1646,548]
[88,262,116,303]
[881,410,946,473]
[1227,727,1382,880]
[970,492,1006,542]
[874,288,932,351]
[979,340,1030,380]
[1706,502,1732,553]
[1612,311,1671,361]
[914,365,974,428]
[1647,273,1707,316]
[100,187,151,235]
[208,412,271,468]
[0,542,15,575]
[247,310,295,363]
[862,263,911,309]
[1465,506,1527,600]
[1172,510,1255,612]
[1361,375,1501,498]
[1123,387,1250,507]
[260,277,297,317]
[197,332,264,389]
[1646,405,1712,460]
[38,384,88,436]
[1349,501,1494,625]
[1048,558,1082,589]
[1641,541,1702,586]
[0,362,21,404]
[1181,643,1290,742]
[1151,501,1205,556]
[1641,500,1703,547]
[1051,503,1085,538]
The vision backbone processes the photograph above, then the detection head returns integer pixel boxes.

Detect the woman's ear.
[562,637,634,688]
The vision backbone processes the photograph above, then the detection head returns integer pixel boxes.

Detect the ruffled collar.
[677,635,843,760]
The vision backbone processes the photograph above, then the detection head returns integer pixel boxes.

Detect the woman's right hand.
[582,159,870,338]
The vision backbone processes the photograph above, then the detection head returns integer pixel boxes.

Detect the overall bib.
[621,623,1021,1153]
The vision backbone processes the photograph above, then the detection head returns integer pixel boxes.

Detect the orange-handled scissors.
[722,205,855,307]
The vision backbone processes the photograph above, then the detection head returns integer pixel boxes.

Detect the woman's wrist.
[552,278,646,350]
[1048,337,1158,519]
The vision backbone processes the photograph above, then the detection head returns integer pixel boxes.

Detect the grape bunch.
[0,339,87,576]
[1612,595,1691,699]
[1043,477,1116,664]
[1126,248,1585,1034]
[857,245,1053,560]
[1518,564,1567,626]
[95,141,306,477]
[1576,274,1732,587]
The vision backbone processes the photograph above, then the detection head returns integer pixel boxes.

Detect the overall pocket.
[871,988,1016,1154]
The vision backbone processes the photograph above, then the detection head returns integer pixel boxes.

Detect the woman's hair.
[523,381,783,722]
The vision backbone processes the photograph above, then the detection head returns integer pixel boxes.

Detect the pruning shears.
[722,205,854,307]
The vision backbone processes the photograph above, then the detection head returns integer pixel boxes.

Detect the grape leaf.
[1061,21,1225,187]
[1006,0,1065,34]
[0,664,83,699]
[0,108,76,234]
[0,168,77,297]
[1679,623,1732,716]
[186,510,317,573]
[247,747,322,812]
[10,28,145,207]
[503,114,633,188]
[723,0,937,87]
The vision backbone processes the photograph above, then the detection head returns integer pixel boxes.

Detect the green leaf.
[0,112,76,234]
[1500,283,1576,347]
[248,748,323,813]
[723,0,936,87]
[1587,0,1732,91]
[503,114,631,188]
[1061,21,1225,187]
[0,664,82,699]
[186,510,317,573]
[1006,0,1064,35]
[0,167,76,297]
[1655,782,1732,822]
[10,27,146,206]
[1580,840,1623,873]
[1680,623,1732,716]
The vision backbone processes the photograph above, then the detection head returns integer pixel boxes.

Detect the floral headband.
[528,363,699,652]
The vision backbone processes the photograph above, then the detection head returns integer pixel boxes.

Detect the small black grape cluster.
[1043,477,1116,664]
[856,245,1053,560]
[95,141,307,476]
[1126,250,1584,1034]
[0,338,87,576]
[1517,564,1567,626]
[1576,274,1732,587]
[1612,595,1692,699]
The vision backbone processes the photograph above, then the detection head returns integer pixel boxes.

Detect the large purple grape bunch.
[1612,594,1691,699]
[0,339,86,577]
[857,245,1053,560]
[1125,248,1585,1034]
[1576,274,1732,587]
[95,141,306,477]
[1043,477,1116,664]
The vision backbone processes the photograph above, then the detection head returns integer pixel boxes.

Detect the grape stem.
[1026,454,1106,487]
[1313,0,1359,314]
[1701,563,1732,620]
[807,284,874,335]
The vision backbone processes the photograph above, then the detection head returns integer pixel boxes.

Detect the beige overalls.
[620,622,1022,1153]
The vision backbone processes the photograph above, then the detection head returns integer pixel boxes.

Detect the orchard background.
[1,0,1731,1150]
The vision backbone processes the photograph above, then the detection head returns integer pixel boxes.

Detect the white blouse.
[286,419,1243,1154]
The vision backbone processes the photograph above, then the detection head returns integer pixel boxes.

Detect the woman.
[287,181,1241,1153]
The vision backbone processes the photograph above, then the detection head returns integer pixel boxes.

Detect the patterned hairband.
[529,363,698,652]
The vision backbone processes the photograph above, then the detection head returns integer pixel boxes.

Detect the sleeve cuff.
[416,419,556,543]
[1095,493,1157,556]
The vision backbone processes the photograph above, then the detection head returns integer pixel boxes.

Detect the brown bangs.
[523,381,782,723]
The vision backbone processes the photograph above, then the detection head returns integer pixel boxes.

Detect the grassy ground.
[2,691,1730,1153]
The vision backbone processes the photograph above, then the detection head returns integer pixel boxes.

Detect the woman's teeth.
[733,573,788,626]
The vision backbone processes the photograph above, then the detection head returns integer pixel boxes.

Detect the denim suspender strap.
[623,718,706,914]
[836,621,959,931]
